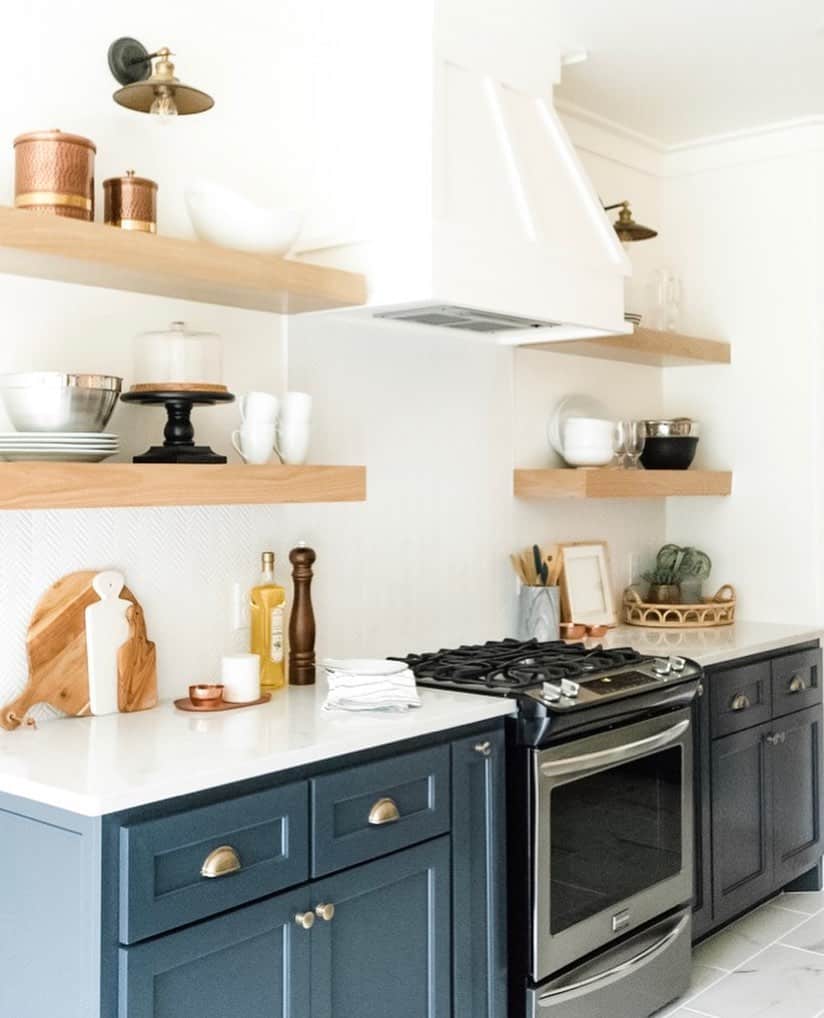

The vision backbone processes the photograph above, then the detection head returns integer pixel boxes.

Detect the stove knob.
[671,657,687,672]
[542,682,561,702]
[653,658,672,676]
[560,679,581,698]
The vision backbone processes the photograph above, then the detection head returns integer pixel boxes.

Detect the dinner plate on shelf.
[0,448,118,462]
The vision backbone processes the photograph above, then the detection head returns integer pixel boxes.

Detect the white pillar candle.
[221,653,261,703]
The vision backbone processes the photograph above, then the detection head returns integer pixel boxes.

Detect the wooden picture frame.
[559,542,617,627]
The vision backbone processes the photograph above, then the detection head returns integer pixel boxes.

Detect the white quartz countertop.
[595,620,822,668]
[0,684,514,817]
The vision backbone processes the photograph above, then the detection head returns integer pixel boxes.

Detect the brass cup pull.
[789,675,807,693]
[475,741,492,757]
[295,911,315,930]
[315,902,335,922]
[368,797,400,826]
[200,845,242,879]
[730,694,751,712]
[766,732,786,747]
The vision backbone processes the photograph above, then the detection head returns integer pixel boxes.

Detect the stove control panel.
[529,655,702,711]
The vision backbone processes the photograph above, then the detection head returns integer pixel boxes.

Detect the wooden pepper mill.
[289,544,316,685]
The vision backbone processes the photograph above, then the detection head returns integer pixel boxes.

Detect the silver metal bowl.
[642,418,699,438]
[0,373,123,433]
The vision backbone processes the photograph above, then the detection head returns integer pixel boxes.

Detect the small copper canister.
[14,129,96,220]
[104,170,158,233]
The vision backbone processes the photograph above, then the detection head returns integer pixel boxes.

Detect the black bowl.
[640,436,699,470]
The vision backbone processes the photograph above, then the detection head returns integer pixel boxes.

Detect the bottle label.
[270,605,284,663]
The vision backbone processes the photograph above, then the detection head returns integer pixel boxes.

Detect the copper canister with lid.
[104,170,158,233]
[14,129,96,220]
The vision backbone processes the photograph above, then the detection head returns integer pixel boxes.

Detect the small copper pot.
[104,170,158,233]
[14,129,96,220]
[188,683,224,707]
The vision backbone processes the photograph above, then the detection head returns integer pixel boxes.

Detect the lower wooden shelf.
[514,468,732,500]
[0,463,366,510]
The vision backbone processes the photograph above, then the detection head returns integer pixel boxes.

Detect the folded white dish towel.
[322,659,422,713]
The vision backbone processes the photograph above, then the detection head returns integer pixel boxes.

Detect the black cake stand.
[121,390,236,464]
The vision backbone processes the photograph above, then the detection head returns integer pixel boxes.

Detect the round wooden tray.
[129,382,228,394]
[623,584,736,629]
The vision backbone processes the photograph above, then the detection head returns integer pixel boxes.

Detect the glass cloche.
[130,321,224,393]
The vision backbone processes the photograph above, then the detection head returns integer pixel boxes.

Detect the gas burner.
[391,639,651,696]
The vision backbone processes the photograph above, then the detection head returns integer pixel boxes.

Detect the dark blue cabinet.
[119,886,312,1018]
[0,720,507,1018]
[311,838,451,1018]
[451,729,507,1018]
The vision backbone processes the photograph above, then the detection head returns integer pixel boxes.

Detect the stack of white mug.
[232,391,312,465]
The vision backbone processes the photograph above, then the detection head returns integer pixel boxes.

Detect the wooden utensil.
[0,570,154,731]
[118,603,158,713]
[510,554,529,585]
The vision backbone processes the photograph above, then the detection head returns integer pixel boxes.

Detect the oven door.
[532,708,693,982]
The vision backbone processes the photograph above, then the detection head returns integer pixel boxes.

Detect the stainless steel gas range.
[398,639,702,1018]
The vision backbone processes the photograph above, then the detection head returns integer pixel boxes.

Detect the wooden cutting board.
[0,570,157,731]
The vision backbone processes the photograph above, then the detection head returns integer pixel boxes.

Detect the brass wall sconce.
[108,37,214,119]
[603,201,658,242]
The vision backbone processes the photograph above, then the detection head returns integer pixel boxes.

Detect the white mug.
[232,419,277,465]
[275,391,312,465]
[240,391,279,425]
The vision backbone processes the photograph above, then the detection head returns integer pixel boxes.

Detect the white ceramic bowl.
[563,445,614,467]
[564,417,614,444]
[185,179,304,255]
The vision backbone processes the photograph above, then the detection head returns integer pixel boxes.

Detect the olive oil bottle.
[250,551,286,690]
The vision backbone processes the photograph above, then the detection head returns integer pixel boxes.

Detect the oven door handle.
[535,911,690,1004]
[539,719,689,778]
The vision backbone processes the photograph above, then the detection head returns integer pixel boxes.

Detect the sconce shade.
[108,37,214,116]
[611,201,657,242]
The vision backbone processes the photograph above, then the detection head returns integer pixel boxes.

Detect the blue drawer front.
[311,744,450,876]
[120,781,309,943]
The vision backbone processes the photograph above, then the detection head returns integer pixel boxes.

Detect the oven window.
[549,747,682,935]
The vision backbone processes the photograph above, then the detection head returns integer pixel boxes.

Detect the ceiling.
[556,0,824,146]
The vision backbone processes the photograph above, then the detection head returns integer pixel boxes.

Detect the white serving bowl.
[564,417,614,444]
[563,445,614,467]
[185,179,304,255]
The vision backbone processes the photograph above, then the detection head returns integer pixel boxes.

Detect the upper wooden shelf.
[0,463,366,511]
[0,206,367,313]
[514,468,732,500]
[523,326,730,367]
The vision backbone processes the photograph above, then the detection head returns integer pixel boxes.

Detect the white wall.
[0,2,667,720]
[662,127,824,623]
[563,107,824,626]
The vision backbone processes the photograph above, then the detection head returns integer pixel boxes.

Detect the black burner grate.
[391,639,648,694]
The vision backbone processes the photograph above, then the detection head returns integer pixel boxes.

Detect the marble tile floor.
[658,888,824,1017]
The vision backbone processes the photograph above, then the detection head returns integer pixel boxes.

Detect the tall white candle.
[221,653,261,703]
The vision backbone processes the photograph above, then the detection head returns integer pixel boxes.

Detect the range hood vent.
[297,0,630,343]
[374,305,560,334]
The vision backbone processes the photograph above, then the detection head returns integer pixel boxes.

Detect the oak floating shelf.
[526,326,730,367]
[0,463,366,511]
[0,205,366,313]
[514,469,732,500]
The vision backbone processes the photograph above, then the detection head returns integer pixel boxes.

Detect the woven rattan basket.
[623,584,736,629]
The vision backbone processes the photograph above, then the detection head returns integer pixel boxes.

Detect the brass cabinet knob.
[474,741,492,756]
[315,902,335,922]
[200,845,242,879]
[295,911,315,930]
[789,675,807,693]
[368,797,400,825]
[730,694,751,712]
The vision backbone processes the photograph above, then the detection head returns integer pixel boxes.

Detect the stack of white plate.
[0,432,119,462]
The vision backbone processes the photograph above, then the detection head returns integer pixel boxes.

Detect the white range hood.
[297,0,630,344]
